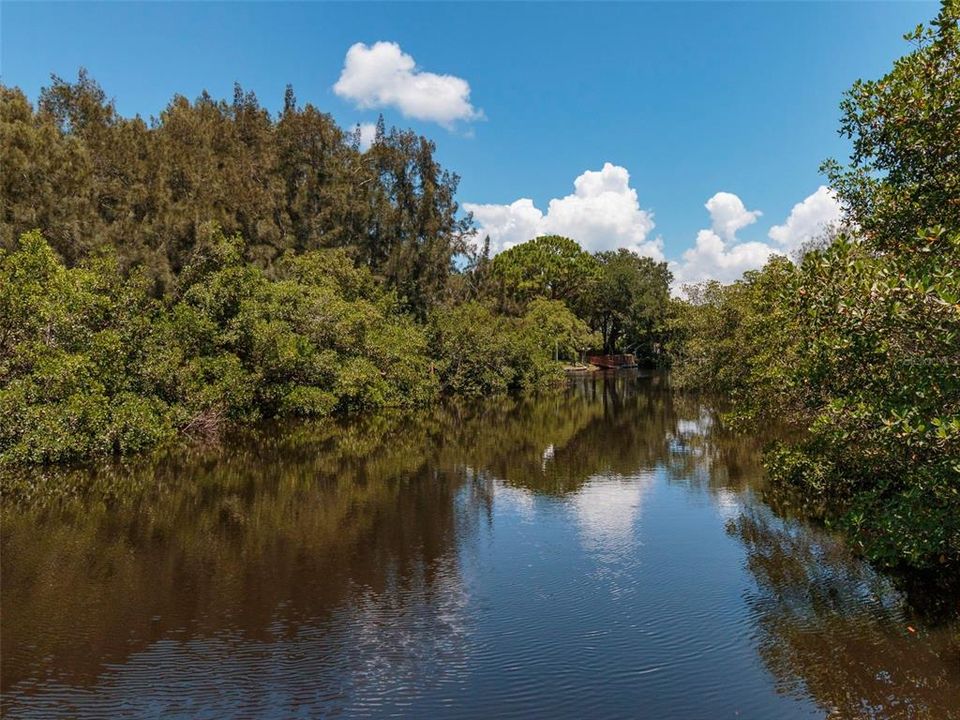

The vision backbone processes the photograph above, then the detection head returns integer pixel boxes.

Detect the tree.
[1,72,471,312]
[428,301,563,397]
[782,1,960,569]
[522,298,599,363]
[767,227,959,569]
[585,249,672,356]
[822,0,960,249]
[668,1,960,571]
[362,126,473,317]
[489,235,599,314]
[0,227,440,465]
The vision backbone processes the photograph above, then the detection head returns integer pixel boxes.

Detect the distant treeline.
[1,74,471,317]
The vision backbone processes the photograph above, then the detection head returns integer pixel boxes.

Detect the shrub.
[428,301,565,397]
[0,228,440,465]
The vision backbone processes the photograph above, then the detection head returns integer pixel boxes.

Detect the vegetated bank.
[668,2,959,575]
[0,77,672,466]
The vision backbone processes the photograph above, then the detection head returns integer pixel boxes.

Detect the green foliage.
[481,237,673,359]
[669,2,960,572]
[585,249,672,357]
[0,228,438,465]
[672,231,960,571]
[823,1,960,248]
[776,1,960,570]
[667,257,799,412]
[489,235,599,314]
[521,298,599,363]
[428,301,564,397]
[0,74,469,316]
[0,231,178,464]
[772,229,960,568]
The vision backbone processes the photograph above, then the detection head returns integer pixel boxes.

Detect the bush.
[0,228,440,465]
[428,302,565,397]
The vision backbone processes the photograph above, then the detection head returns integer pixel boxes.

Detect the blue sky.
[0,1,938,283]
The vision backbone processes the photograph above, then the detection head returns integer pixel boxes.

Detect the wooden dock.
[586,354,637,369]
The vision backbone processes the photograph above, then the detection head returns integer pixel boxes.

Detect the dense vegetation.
[669,2,960,572]
[1,77,470,317]
[485,235,671,359]
[0,225,441,464]
[0,75,670,465]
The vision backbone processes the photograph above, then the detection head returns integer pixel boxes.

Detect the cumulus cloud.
[671,192,771,286]
[768,185,842,250]
[672,228,778,286]
[465,198,545,253]
[467,169,843,292]
[465,162,662,260]
[671,187,844,290]
[334,41,482,128]
[705,191,762,241]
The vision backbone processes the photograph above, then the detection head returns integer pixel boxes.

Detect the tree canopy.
[823,1,960,249]
[1,72,470,316]
[489,235,599,314]
[586,249,672,357]
[0,226,439,464]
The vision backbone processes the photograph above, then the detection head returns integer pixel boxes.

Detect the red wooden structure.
[587,354,637,369]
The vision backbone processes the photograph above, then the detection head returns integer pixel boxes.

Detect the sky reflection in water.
[2,373,958,719]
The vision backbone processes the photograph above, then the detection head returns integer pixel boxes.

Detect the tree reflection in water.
[729,508,960,719]
[2,372,957,719]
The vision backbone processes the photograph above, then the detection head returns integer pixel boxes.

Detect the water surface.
[2,373,958,718]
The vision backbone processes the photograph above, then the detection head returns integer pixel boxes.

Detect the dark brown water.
[2,373,958,719]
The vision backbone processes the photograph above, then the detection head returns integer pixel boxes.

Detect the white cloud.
[671,187,844,291]
[355,122,377,151]
[467,173,843,292]
[768,185,842,250]
[465,198,545,253]
[705,191,762,241]
[465,162,662,260]
[670,191,771,287]
[673,229,778,286]
[334,41,482,128]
